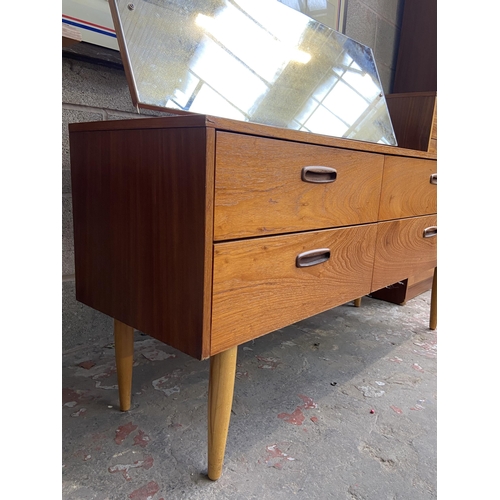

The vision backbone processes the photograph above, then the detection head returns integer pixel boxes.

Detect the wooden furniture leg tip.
[114,319,134,413]
[429,267,437,330]
[208,346,238,482]
[207,471,222,481]
[354,297,362,307]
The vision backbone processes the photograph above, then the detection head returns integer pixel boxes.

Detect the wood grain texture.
[385,93,436,152]
[214,132,384,240]
[428,108,437,153]
[68,115,210,133]
[70,116,438,361]
[69,114,437,160]
[429,267,437,330]
[379,156,437,220]
[370,267,434,305]
[408,273,434,301]
[203,128,216,358]
[207,346,238,480]
[393,0,436,93]
[430,110,437,140]
[210,115,437,159]
[62,23,82,47]
[407,268,434,289]
[371,215,437,291]
[211,224,377,355]
[70,126,213,359]
[114,319,134,411]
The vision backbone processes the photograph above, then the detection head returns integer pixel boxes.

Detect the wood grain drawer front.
[211,224,377,355]
[214,132,384,241]
[379,156,437,220]
[371,215,437,291]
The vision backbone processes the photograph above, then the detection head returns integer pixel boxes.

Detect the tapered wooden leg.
[354,297,362,307]
[429,267,437,330]
[114,319,134,411]
[208,346,238,481]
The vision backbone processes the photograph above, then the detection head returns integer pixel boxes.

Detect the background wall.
[345,0,405,92]
[62,0,407,351]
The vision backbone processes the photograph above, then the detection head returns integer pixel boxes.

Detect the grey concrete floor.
[62,293,437,500]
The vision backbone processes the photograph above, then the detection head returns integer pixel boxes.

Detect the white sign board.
[62,0,346,52]
[62,0,119,50]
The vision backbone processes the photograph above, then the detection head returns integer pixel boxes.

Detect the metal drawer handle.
[423,226,437,238]
[430,173,437,185]
[296,248,331,268]
[301,166,337,183]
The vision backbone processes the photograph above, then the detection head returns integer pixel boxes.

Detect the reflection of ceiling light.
[195,13,310,64]
[195,13,214,30]
[291,50,311,64]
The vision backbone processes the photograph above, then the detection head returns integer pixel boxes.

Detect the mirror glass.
[110,0,397,145]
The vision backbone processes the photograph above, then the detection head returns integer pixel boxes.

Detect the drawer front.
[214,132,384,241]
[211,224,377,355]
[379,156,437,220]
[371,215,437,291]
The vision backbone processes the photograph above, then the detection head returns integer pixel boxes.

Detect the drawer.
[379,156,437,220]
[214,132,384,241]
[371,215,437,291]
[211,224,377,355]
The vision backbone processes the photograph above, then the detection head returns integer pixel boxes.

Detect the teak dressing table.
[69,113,437,480]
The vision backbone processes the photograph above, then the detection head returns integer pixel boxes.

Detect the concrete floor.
[62,293,437,500]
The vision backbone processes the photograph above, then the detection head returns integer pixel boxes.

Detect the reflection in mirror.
[278,0,347,33]
[110,0,396,145]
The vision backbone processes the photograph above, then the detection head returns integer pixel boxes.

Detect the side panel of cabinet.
[70,126,214,359]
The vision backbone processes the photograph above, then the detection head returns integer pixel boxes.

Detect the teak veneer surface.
[69,113,437,484]
[69,114,437,361]
[70,127,215,359]
[379,156,437,220]
[385,92,437,152]
[69,114,437,160]
[211,224,377,355]
[372,215,437,291]
[429,109,437,153]
[214,132,384,240]
[370,267,434,305]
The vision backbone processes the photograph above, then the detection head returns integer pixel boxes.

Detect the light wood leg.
[354,297,362,307]
[429,267,437,330]
[114,319,134,411]
[208,346,238,481]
